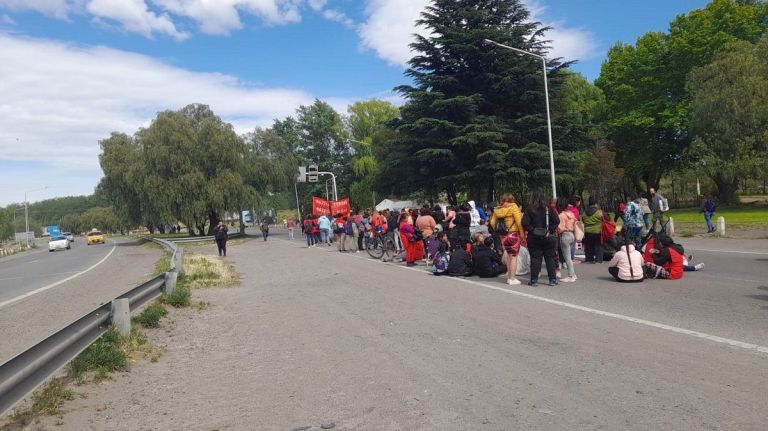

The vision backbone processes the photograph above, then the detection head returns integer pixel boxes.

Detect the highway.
[39,232,768,430]
[0,237,163,363]
[0,238,115,306]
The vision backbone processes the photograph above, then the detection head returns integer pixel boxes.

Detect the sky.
[0,0,711,206]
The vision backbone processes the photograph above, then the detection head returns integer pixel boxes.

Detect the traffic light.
[307,164,319,182]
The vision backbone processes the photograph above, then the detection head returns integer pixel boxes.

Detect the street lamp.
[24,186,48,246]
[483,39,557,199]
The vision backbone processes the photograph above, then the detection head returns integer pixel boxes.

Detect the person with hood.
[643,233,684,280]
[607,237,644,282]
[580,198,604,263]
[490,193,526,284]
[468,201,482,232]
[317,213,332,246]
[214,220,228,257]
[473,235,507,278]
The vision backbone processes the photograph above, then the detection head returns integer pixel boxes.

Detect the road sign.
[14,232,34,242]
[297,166,307,183]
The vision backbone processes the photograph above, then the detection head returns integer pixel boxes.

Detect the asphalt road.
[42,231,768,430]
[0,237,115,305]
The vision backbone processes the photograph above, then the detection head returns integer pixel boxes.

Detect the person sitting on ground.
[447,244,473,277]
[475,219,490,237]
[431,241,450,276]
[473,236,508,278]
[607,237,644,283]
[643,233,684,280]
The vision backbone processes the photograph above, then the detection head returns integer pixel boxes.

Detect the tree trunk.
[486,179,495,205]
[206,210,219,236]
[713,175,739,205]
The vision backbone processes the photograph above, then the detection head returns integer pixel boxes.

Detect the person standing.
[287,218,296,240]
[556,198,577,283]
[490,193,526,285]
[334,213,347,252]
[260,218,270,241]
[522,195,560,286]
[580,198,604,263]
[623,195,644,248]
[649,187,665,230]
[302,215,315,248]
[639,195,652,231]
[701,193,718,233]
[214,220,228,257]
[317,213,332,246]
[398,213,424,267]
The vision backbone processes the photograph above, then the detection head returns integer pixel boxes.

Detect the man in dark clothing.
[448,247,473,277]
[473,237,507,278]
[214,220,228,256]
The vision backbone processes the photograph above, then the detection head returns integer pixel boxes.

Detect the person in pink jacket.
[608,241,644,283]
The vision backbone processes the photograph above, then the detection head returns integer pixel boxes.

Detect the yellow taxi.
[86,229,106,245]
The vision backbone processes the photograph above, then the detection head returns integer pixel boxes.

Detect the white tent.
[375,199,420,212]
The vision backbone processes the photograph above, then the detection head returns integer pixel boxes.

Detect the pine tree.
[380,0,574,204]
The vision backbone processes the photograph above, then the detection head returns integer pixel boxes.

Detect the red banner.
[312,197,350,217]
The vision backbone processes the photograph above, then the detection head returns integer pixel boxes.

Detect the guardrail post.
[163,271,177,295]
[717,216,726,236]
[175,248,184,275]
[110,299,131,336]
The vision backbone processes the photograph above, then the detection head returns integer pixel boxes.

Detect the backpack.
[410,227,424,242]
[494,218,508,235]
[704,199,717,213]
[658,195,670,212]
[431,251,450,275]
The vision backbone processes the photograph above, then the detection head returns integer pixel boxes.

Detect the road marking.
[318,242,768,356]
[689,248,768,256]
[0,241,117,309]
[0,271,80,282]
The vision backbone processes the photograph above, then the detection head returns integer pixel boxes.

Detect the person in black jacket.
[448,247,473,276]
[451,203,472,251]
[473,236,507,278]
[522,195,560,286]
[214,220,228,256]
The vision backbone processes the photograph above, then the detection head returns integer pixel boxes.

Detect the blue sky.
[0,0,710,206]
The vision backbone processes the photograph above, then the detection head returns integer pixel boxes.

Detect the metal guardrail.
[0,232,245,417]
[0,275,166,417]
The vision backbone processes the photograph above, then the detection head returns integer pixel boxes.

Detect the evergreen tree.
[379,0,575,204]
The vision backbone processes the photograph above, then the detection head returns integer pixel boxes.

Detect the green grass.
[153,254,172,276]
[132,303,168,328]
[68,328,128,381]
[161,286,191,308]
[667,207,768,224]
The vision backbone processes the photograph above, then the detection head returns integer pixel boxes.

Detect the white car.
[64,232,74,242]
[49,235,70,252]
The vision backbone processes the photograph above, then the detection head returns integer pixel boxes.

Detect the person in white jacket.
[468,200,481,232]
[608,242,644,283]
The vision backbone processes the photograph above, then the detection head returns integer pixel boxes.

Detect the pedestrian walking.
[701,193,718,233]
[214,220,228,256]
[260,218,269,241]
[287,218,296,240]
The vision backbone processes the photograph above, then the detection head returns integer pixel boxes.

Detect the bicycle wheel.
[381,236,395,261]
[366,236,384,259]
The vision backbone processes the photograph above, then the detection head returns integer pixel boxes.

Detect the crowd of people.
[297,188,706,286]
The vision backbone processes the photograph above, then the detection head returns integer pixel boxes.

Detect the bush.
[161,286,191,308]
[132,303,168,328]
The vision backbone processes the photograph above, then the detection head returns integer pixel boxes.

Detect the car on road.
[86,230,105,245]
[63,232,75,242]
[48,235,70,252]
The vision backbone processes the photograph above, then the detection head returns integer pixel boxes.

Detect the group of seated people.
[427,226,704,284]
[607,231,705,283]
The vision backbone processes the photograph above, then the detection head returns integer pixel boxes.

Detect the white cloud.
[0,33,317,171]
[0,0,79,20]
[322,9,353,29]
[87,0,188,40]
[357,0,598,67]
[306,0,325,11]
[152,0,304,35]
[1,13,15,25]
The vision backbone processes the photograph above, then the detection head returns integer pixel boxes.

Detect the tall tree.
[596,0,768,191]
[379,0,574,204]
[688,38,768,204]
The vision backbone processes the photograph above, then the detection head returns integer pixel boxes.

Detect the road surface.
[0,238,115,305]
[40,232,768,430]
[0,238,163,363]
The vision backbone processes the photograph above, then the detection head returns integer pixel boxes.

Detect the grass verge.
[2,327,164,430]
[132,303,168,328]
[178,254,239,288]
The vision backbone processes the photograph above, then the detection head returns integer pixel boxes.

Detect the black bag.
[494,219,508,235]
[410,227,424,242]
[532,208,550,237]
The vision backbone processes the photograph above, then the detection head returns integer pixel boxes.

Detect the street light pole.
[24,186,48,247]
[483,39,557,200]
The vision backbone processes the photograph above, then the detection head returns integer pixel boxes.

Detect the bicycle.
[365,230,397,261]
